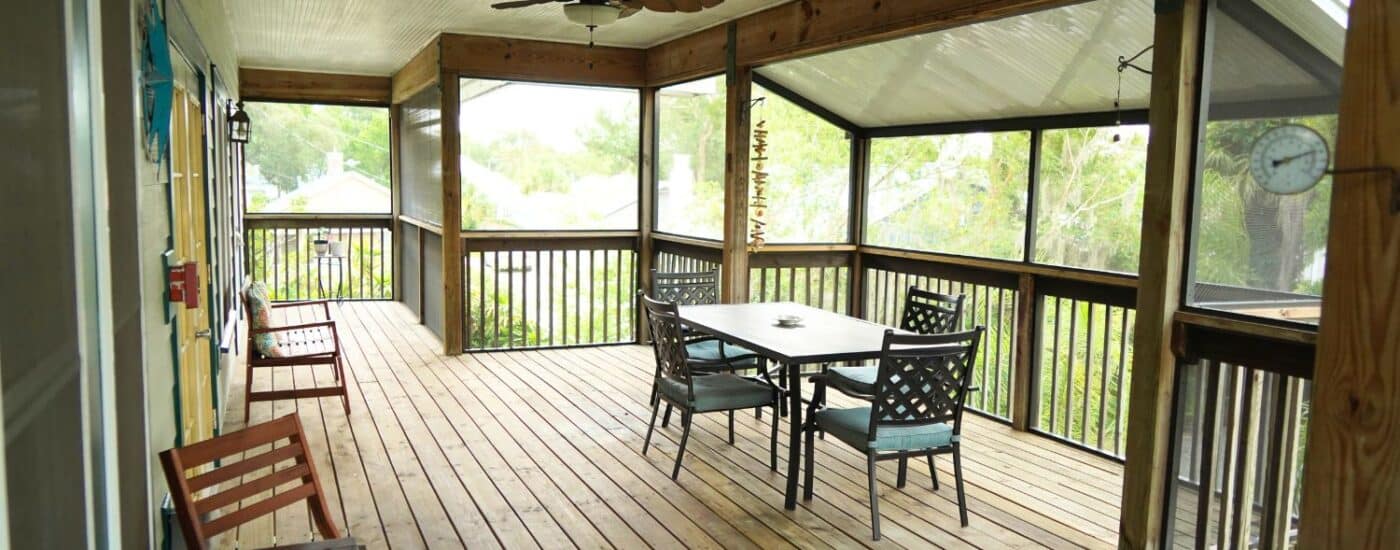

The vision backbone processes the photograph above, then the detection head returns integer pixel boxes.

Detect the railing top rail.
[397,215,444,235]
[461,230,641,240]
[245,213,394,229]
[652,232,723,250]
[859,245,1139,290]
[1172,312,1316,380]
[463,234,638,253]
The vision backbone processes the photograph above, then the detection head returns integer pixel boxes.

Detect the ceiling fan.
[490,0,727,28]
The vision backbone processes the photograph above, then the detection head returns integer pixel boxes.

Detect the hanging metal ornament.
[1114,45,1152,142]
[749,105,769,253]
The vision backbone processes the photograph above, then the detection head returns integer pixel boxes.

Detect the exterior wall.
[100,0,242,546]
[0,0,106,545]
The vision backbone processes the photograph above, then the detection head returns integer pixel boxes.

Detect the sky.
[458,79,638,152]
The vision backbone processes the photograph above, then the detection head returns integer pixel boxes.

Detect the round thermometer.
[1249,124,1330,195]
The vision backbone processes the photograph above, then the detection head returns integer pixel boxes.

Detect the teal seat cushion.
[659,374,776,413]
[686,339,760,369]
[815,406,955,451]
[828,366,878,395]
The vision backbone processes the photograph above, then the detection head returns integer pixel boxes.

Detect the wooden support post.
[848,135,869,317]
[1011,273,1037,431]
[1118,0,1204,547]
[720,23,752,304]
[389,105,403,302]
[1298,2,1400,547]
[440,73,464,354]
[638,86,657,342]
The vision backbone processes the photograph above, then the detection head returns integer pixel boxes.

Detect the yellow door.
[172,82,215,446]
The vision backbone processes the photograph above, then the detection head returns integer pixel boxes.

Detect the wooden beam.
[646,25,728,87]
[392,37,441,104]
[1298,1,1400,548]
[239,68,391,106]
[720,24,752,304]
[440,33,646,87]
[1118,0,1204,547]
[439,72,464,354]
[645,0,1084,85]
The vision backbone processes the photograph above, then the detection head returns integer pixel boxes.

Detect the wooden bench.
[160,414,360,549]
[242,285,350,420]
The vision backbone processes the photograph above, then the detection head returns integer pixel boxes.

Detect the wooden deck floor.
[214,301,1122,549]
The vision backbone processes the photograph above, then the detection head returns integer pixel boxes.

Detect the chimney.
[326,150,344,176]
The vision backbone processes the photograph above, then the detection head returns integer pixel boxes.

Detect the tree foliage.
[244,102,390,194]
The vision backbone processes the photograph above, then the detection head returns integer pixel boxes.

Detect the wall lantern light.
[229,100,251,144]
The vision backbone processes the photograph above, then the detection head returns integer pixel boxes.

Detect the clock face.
[1249,124,1330,195]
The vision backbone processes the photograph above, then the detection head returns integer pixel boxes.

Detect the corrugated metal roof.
[754,0,1339,128]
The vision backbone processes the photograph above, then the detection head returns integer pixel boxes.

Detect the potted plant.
[313,228,330,256]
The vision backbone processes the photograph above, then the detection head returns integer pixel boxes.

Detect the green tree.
[1195,116,1336,293]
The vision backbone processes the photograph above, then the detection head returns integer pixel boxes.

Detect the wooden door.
[171,81,215,446]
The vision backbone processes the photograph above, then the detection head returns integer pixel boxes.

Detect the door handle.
[195,329,212,339]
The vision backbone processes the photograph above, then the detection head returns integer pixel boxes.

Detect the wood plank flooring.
[213,301,1122,549]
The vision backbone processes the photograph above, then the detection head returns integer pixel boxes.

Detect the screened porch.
[224,0,1345,547]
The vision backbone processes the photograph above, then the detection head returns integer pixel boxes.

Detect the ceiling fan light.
[564,3,621,26]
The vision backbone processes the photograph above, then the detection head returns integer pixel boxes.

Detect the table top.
[677,302,901,364]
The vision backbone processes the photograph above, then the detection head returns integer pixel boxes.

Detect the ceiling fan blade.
[698,0,724,7]
[490,0,565,9]
[614,0,646,8]
[669,0,703,12]
[618,7,641,18]
[641,0,677,12]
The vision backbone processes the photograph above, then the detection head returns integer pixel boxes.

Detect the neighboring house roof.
[263,170,391,214]
[461,155,637,229]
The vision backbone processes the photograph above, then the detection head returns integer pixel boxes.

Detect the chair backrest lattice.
[900,286,965,335]
[869,328,984,439]
[640,294,696,396]
[159,414,340,550]
[652,269,720,306]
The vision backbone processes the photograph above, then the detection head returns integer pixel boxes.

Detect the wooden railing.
[244,215,394,301]
[463,233,639,350]
[1034,278,1137,456]
[1166,316,1315,550]
[861,252,1021,420]
[750,249,853,315]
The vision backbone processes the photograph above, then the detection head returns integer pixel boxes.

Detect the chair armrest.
[967,386,981,393]
[270,299,331,309]
[250,320,337,335]
[271,299,333,319]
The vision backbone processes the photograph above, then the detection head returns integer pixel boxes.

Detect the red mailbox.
[168,261,199,309]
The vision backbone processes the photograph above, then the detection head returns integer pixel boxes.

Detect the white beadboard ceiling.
[223,0,788,76]
[755,0,1342,127]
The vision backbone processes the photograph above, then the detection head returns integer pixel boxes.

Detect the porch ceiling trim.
[645,0,1092,86]
[439,33,647,88]
[239,68,391,106]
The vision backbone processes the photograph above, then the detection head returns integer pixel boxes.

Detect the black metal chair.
[651,269,762,371]
[826,286,965,393]
[640,294,782,479]
[649,269,772,423]
[822,286,965,478]
[803,328,984,540]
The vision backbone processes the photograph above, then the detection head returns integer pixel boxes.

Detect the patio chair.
[159,413,360,550]
[821,286,965,483]
[651,269,764,369]
[640,294,782,480]
[242,281,350,421]
[649,269,773,422]
[803,328,984,540]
